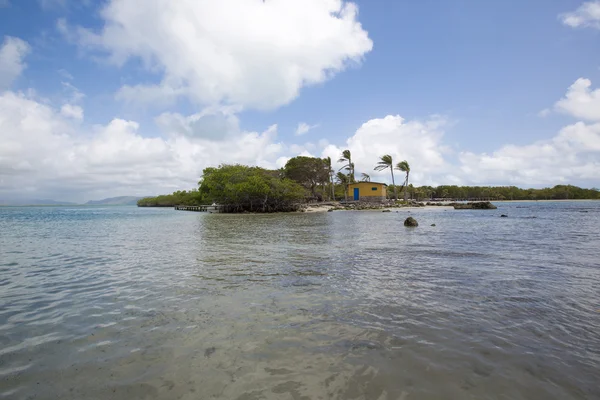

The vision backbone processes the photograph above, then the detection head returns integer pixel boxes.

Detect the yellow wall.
[347,182,387,199]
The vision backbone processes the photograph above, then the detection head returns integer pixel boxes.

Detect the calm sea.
[0,202,599,400]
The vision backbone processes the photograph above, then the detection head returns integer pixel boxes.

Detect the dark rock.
[382,209,391,213]
[453,201,498,210]
[500,214,508,218]
[431,224,436,226]
[204,347,216,358]
[327,209,334,212]
[404,217,418,227]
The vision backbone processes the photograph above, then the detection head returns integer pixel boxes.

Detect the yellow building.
[347,182,388,202]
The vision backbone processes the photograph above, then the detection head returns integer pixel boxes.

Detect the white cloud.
[459,122,600,185]
[3,77,600,202]
[61,81,85,103]
[321,115,450,186]
[295,122,319,136]
[156,108,240,141]
[60,104,84,120]
[555,78,600,121]
[0,90,286,202]
[538,108,551,118]
[73,0,373,110]
[0,36,30,90]
[560,1,600,29]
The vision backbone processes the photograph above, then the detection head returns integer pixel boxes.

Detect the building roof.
[349,181,388,186]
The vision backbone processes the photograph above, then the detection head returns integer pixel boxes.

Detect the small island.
[138,151,599,213]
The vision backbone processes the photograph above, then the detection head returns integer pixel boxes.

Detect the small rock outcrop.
[382,209,391,213]
[500,214,508,218]
[404,217,418,227]
[453,201,498,210]
[431,223,436,226]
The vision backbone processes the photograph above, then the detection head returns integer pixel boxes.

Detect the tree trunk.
[390,168,397,200]
[403,174,409,201]
[330,174,335,200]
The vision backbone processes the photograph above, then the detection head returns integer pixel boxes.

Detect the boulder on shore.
[404,217,418,227]
[453,201,497,210]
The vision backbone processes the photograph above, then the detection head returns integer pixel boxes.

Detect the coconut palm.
[374,154,397,200]
[336,171,349,201]
[324,157,335,201]
[338,150,355,183]
[360,173,371,182]
[395,160,410,201]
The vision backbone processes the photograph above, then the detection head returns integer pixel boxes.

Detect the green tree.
[199,164,305,212]
[338,149,355,183]
[323,156,335,201]
[360,173,371,182]
[336,172,349,201]
[283,156,329,199]
[374,154,397,200]
[395,160,411,201]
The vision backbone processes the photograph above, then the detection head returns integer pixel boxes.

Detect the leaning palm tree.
[360,173,371,182]
[395,160,410,201]
[338,149,355,183]
[336,172,349,201]
[324,157,335,201]
[374,154,397,200]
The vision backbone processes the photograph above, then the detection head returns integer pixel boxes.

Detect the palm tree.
[360,173,371,182]
[374,154,397,200]
[338,150,355,183]
[324,157,335,201]
[336,172,349,201]
[395,160,410,201]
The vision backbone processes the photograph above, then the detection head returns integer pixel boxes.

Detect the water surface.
[1,202,599,399]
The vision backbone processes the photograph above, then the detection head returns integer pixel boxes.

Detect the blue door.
[353,188,359,201]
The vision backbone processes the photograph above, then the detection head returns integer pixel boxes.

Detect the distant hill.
[85,196,143,206]
[0,198,78,206]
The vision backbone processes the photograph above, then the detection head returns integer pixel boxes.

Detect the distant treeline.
[401,184,599,201]
[137,190,204,207]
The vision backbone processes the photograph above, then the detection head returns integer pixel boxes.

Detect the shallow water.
[0,202,599,399]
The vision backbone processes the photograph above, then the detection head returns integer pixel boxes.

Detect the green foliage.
[283,156,330,197]
[393,184,599,201]
[199,164,306,212]
[137,189,204,207]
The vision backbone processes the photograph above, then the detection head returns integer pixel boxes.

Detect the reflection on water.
[0,203,599,399]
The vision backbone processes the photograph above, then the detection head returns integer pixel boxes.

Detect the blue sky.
[1,0,599,201]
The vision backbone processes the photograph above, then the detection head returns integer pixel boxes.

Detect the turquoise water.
[0,202,599,399]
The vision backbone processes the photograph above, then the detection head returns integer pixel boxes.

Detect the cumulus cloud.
[73,0,373,110]
[3,77,600,202]
[0,36,30,90]
[60,104,83,120]
[321,115,450,185]
[295,122,319,136]
[0,90,286,202]
[555,78,600,121]
[459,122,600,185]
[560,1,600,29]
[155,107,241,141]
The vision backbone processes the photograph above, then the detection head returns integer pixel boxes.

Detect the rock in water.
[500,214,508,218]
[453,201,498,210]
[431,223,436,226]
[404,217,418,227]
[382,209,391,213]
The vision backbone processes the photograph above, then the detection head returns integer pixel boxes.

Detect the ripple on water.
[0,204,599,399]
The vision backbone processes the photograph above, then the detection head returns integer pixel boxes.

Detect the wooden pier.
[174,205,223,213]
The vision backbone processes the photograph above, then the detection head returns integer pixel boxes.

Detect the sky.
[0,0,599,202]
